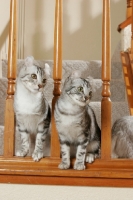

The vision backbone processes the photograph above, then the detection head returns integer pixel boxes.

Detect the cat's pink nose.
[38,84,43,89]
[85,96,89,101]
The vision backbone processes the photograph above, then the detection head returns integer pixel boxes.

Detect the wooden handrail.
[4,0,17,157]
[101,0,111,160]
[117,0,132,32]
[51,0,63,158]
[117,17,131,32]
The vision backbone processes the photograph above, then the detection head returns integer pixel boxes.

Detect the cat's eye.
[43,79,46,83]
[77,87,83,92]
[31,74,37,79]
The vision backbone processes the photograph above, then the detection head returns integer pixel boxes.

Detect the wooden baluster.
[128,0,133,76]
[51,0,62,158]
[131,0,133,53]
[101,0,111,160]
[127,0,132,18]
[4,0,17,157]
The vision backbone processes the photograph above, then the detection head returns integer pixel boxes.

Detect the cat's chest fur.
[55,97,88,142]
[14,80,44,115]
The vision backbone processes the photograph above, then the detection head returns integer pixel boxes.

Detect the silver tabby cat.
[14,56,51,161]
[54,72,101,170]
[112,116,133,158]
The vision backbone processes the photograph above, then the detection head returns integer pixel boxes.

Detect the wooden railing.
[117,0,132,32]
[101,0,111,160]
[117,17,131,32]
[1,0,133,187]
[51,0,62,158]
[127,0,132,18]
[4,0,17,157]
[121,0,133,115]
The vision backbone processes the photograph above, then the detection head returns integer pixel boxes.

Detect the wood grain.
[4,0,17,157]
[51,0,62,158]
[121,51,133,115]
[101,0,111,160]
[2,0,133,188]
[127,0,132,18]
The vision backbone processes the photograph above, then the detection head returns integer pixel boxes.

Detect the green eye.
[77,87,83,92]
[31,74,37,79]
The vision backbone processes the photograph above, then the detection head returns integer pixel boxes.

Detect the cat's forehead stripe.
[33,65,44,76]
[83,80,89,87]
[35,66,42,73]
[73,79,89,87]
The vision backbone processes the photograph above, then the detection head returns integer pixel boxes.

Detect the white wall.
[24,0,126,60]
[0,0,9,60]
[0,0,9,77]
[0,0,126,60]
[0,0,132,199]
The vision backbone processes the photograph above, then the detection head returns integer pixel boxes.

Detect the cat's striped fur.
[54,72,101,170]
[112,116,133,158]
[14,56,51,161]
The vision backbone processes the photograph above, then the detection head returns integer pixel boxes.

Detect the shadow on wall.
[0,22,9,55]
[63,0,102,61]
[26,0,126,61]
[32,0,49,59]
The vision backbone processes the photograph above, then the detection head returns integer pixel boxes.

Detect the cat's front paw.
[74,162,85,170]
[16,150,28,157]
[32,151,44,162]
[86,153,95,163]
[58,162,70,170]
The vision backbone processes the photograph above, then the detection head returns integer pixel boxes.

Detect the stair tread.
[2,59,123,80]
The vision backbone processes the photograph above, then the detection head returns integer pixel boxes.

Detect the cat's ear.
[70,70,81,79]
[44,63,51,77]
[64,70,81,86]
[86,76,102,92]
[24,56,34,67]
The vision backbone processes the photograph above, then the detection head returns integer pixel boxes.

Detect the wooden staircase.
[121,50,133,115]
[119,0,133,115]
[1,0,133,187]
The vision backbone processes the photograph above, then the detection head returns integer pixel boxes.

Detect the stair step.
[90,102,129,128]
[0,100,129,156]
[0,59,128,127]
[0,125,50,156]
[2,59,123,80]
[0,77,127,126]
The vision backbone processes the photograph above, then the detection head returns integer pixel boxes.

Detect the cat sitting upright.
[112,116,133,158]
[54,71,101,170]
[14,56,51,161]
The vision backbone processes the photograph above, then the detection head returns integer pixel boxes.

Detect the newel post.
[127,0,132,18]
[51,0,63,158]
[4,0,17,157]
[131,0,133,53]
[101,0,112,159]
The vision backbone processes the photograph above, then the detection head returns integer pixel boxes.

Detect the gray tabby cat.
[14,56,51,161]
[54,72,101,170]
[112,116,133,158]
